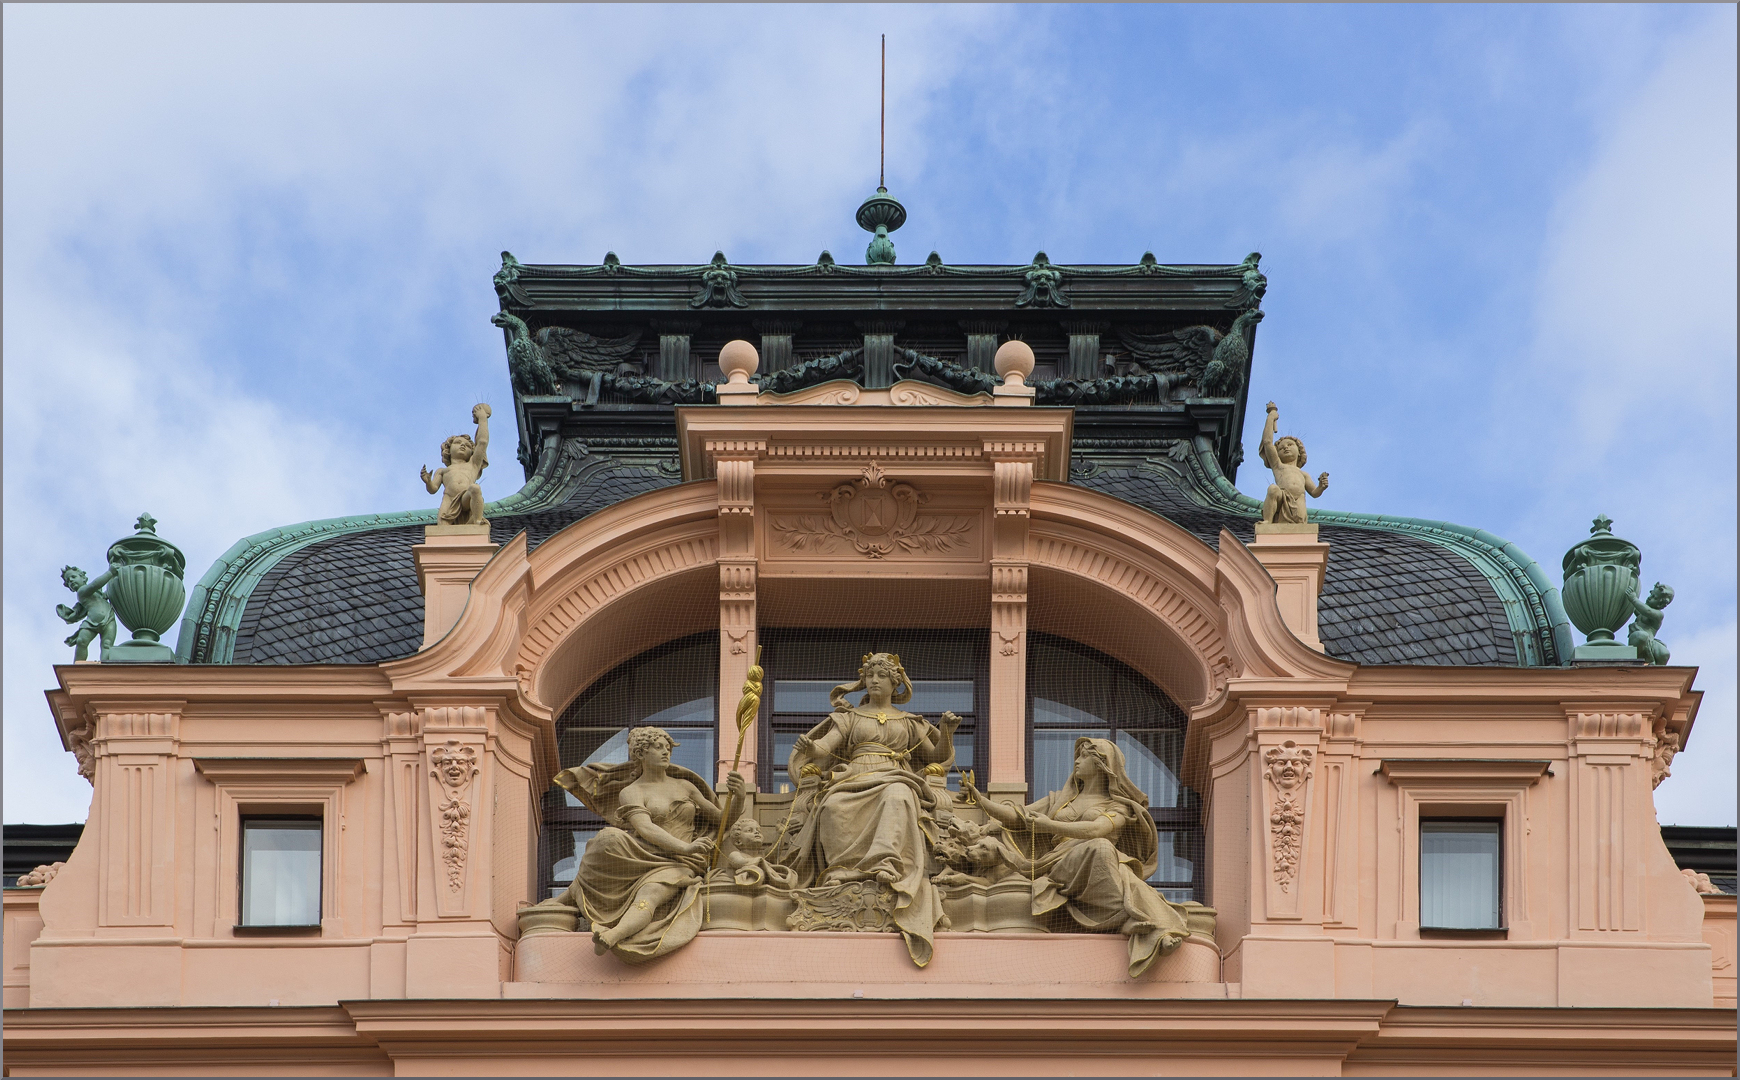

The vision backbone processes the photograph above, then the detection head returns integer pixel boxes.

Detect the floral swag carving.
[769,462,974,559]
[1265,740,1313,894]
[430,741,480,891]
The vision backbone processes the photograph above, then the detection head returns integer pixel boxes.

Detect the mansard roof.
[174,250,1573,670]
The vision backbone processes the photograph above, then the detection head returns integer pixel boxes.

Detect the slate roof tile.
[234,459,1519,669]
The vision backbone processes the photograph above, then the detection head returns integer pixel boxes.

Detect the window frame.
[236,815,324,934]
[539,631,720,902]
[1025,632,1204,903]
[1378,759,1548,941]
[1418,816,1505,936]
[756,628,989,795]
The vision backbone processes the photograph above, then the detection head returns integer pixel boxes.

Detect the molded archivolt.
[407,476,1289,751]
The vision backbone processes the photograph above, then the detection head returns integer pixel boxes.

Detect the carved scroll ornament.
[430,741,480,891]
[770,463,973,559]
[1265,740,1314,894]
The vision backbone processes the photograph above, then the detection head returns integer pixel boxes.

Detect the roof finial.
[858,34,905,266]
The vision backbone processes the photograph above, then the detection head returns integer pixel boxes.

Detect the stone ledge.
[511,930,1224,999]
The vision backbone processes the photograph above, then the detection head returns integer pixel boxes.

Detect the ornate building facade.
[4,216,1733,1074]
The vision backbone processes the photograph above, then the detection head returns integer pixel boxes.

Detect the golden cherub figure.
[421,404,491,525]
[1258,401,1328,524]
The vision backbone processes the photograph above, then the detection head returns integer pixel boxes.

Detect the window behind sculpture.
[1420,819,1502,930]
[540,632,719,901]
[539,627,1203,905]
[239,817,322,927]
[1027,633,1203,903]
[759,628,986,794]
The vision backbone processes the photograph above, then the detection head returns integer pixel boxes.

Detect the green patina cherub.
[56,562,119,661]
[1626,582,1674,666]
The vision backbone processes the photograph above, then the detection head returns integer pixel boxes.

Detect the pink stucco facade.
[4,400,1733,1075]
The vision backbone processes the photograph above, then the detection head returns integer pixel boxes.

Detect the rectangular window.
[240,818,322,927]
[1420,819,1502,930]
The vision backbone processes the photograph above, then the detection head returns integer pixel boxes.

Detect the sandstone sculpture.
[963,737,1193,977]
[536,726,748,963]
[422,404,491,525]
[1258,401,1328,524]
[774,652,960,966]
[524,651,1214,977]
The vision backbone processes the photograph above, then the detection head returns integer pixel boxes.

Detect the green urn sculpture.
[102,513,186,663]
[1561,515,1671,664]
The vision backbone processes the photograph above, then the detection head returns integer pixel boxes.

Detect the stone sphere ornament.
[718,339,760,384]
[993,339,1035,385]
[102,513,187,663]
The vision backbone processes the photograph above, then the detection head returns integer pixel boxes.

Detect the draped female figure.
[542,726,747,963]
[772,652,959,967]
[965,736,1191,977]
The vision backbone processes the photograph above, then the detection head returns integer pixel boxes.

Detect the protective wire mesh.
[520,558,1214,982]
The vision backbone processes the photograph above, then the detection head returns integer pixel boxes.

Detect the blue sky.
[5,4,1734,825]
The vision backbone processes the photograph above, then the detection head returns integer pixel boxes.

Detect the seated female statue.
[773,652,960,967]
[963,736,1191,977]
[542,726,747,963]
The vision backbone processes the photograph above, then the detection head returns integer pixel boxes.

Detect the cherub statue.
[56,563,119,661]
[719,816,797,888]
[1626,582,1673,666]
[1258,401,1328,524]
[421,404,491,525]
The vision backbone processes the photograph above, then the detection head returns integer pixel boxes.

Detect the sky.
[4,4,1734,827]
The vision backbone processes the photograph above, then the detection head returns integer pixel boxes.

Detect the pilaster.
[651,319,699,382]
[404,702,499,999]
[959,320,1007,373]
[754,319,801,373]
[413,526,500,650]
[1564,702,1655,936]
[88,700,184,931]
[986,443,1038,787]
[1249,524,1330,651]
[712,443,763,787]
[1059,320,1109,380]
[856,318,904,388]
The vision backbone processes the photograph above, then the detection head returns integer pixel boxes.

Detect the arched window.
[537,628,1204,905]
[537,632,718,901]
[1027,633,1204,902]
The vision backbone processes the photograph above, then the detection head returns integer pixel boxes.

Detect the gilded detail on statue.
[1265,740,1313,894]
[522,651,1214,978]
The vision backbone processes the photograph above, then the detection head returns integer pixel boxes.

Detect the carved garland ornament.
[430,741,480,891]
[770,462,973,559]
[1264,740,1314,894]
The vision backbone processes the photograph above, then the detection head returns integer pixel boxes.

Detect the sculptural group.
[525,652,1209,977]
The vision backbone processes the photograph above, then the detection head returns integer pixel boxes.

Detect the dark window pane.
[773,680,841,714]
[1116,729,1183,808]
[241,820,321,927]
[776,678,975,716]
[1033,727,1109,797]
[1033,697,1105,726]
[669,728,716,781]
[1151,828,1199,886]
[550,828,598,896]
[1421,821,1500,929]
